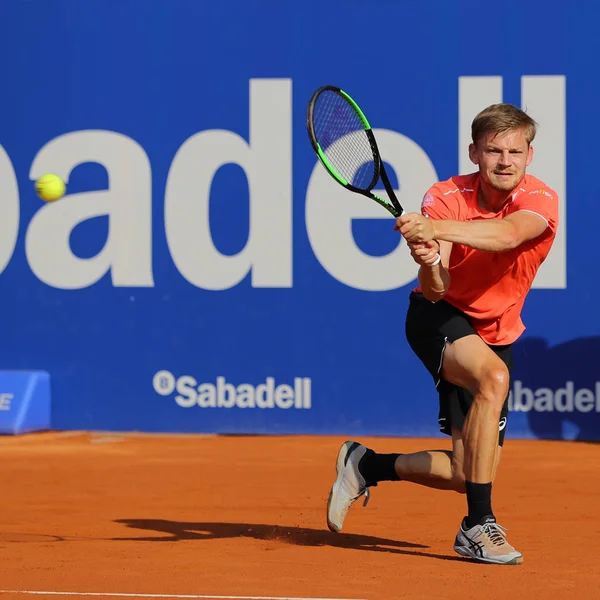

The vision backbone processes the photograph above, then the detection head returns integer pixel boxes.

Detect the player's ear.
[526,144,534,167]
[468,143,479,165]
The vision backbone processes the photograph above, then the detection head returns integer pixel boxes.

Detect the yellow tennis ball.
[35,174,66,202]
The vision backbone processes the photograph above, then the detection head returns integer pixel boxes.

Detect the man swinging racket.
[326,103,559,565]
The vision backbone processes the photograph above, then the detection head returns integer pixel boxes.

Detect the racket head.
[307,85,381,193]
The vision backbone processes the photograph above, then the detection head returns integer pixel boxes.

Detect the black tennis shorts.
[405,291,513,446]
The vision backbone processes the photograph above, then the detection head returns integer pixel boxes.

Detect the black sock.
[465,481,494,528]
[358,449,401,486]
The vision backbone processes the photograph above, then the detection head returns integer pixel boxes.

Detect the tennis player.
[326,103,559,565]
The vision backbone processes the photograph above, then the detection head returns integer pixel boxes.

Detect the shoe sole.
[454,545,524,565]
[326,441,360,533]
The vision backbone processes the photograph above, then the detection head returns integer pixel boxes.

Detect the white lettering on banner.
[28,131,154,289]
[0,146,19,274]
[459,76,566,289]
[0,76,566,291]
[305,130,438,291]
[152,370,311,410]
[508,381,600,413]
[0,393,13,410]
[165,79,293,290]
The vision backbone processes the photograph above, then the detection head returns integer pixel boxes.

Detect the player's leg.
[393,434,503,491]
[358,428,465,492]
[356,395,505,493]
[326,292,474,532]
[326,430,463,533]
[441,338,512,522]
[326,425,504,533]
[384,292,484,493]
[442,335,507,485]
[442,337,522,564]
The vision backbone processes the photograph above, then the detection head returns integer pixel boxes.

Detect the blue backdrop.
[0,0,597,441]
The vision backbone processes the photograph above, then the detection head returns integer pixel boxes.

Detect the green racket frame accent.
[316,143,349,186]
[371,192,395,212]
[338,89,371,130]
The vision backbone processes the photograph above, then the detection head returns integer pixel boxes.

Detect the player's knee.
[477,365,509,412]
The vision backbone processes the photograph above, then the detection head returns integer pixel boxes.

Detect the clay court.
[0,432,598,600]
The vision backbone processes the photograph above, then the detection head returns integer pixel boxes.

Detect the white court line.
[0,592,366,600]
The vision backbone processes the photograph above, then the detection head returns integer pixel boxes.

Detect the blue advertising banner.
[0,371,51,434]
[0,0,596,440]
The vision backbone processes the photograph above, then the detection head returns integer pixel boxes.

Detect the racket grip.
[431,253,441,266]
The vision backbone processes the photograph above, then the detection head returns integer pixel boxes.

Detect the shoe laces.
[481,522,508,546]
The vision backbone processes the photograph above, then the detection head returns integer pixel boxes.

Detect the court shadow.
[112,518,465,562]
[512,337,600,441]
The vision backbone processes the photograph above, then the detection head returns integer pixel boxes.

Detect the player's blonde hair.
[471,103,537,146]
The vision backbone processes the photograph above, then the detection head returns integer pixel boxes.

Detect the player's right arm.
[412,239,452,302]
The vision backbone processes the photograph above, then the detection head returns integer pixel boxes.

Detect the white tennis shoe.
[326,441,371,533]
[453,518,523,565]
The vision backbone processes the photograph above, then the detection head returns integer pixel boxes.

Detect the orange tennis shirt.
[415,172,559,346]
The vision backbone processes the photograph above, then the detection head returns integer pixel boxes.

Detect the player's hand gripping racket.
[306,85,440,263]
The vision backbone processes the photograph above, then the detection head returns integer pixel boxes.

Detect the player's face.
[469,128,534,192]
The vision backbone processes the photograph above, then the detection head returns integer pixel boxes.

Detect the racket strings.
[313,91,376,190]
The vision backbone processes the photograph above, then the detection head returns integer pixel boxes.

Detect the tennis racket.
[306,85,441,265]
[306,85,404,217]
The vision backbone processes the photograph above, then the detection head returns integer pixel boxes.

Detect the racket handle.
[431,253,441,266]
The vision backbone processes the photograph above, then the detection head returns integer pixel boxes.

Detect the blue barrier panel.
[0,0,597,440]
[0,372,51,435]
[508,339,600,441]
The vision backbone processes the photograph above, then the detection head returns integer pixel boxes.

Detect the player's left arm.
[435,210,548,252]
[398,184,558,252]
[398,210,549,252]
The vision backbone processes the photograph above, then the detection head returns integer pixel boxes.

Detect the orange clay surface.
[0,432,599,600]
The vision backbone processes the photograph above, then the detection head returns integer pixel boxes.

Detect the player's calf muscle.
[394,450,466,492]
